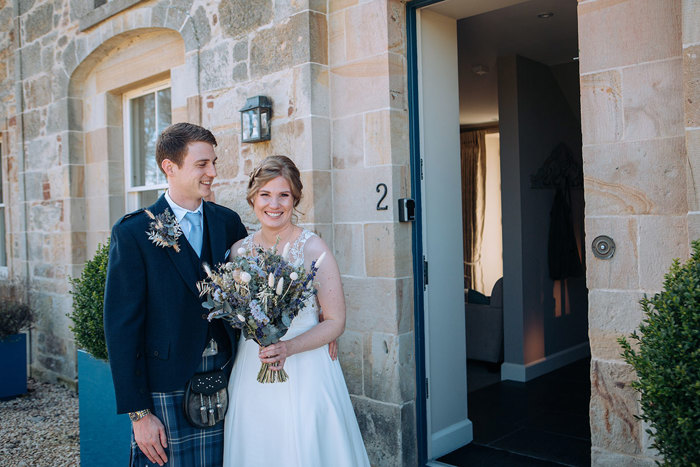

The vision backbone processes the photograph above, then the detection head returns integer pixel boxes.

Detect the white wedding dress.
[223,230,371,467]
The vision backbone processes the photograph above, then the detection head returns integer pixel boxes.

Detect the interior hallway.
[438,358,591,466]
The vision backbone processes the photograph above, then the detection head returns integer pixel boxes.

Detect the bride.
[223,155,371,467]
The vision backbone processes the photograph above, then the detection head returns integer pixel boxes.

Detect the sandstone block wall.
[328,1,415,464]
[579,0,694,463]
[0,0,416,464]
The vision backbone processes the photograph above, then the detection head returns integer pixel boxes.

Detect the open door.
[416,8,472,460]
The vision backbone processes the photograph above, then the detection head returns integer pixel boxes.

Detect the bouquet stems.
[257,362,289,383]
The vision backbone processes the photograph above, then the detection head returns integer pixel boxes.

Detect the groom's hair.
[156,123,217,174]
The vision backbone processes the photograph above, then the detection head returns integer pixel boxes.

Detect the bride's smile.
[253,176,295,232]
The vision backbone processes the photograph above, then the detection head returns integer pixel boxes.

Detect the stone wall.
[328,1,415,465]
[0,0,416,464]
[579,0,692,464]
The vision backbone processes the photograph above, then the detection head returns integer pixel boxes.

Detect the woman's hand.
[259,342,291,371]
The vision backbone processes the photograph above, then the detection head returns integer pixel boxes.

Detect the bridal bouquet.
[197,242,324,383]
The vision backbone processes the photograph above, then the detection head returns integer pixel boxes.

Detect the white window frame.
[122,79,171,212]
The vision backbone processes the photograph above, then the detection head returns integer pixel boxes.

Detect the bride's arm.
[258,236,345,367]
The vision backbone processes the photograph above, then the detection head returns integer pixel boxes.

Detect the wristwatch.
[128,409,151,422]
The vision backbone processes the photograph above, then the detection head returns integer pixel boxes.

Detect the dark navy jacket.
[104,195,247,414]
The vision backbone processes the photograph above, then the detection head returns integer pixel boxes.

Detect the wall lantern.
[240,96,272,143]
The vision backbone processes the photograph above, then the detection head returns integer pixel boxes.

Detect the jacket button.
[153,350,159,357]
[136,352,141,359]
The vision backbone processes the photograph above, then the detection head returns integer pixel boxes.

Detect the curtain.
[460,130,487,291]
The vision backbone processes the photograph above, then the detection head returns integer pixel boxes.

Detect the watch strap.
[129,409,151,422]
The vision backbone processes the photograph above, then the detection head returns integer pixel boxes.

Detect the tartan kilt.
[131,350,230,467]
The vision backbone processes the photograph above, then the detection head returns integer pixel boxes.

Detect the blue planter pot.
[0,333,27,398]
[78,349,130,466]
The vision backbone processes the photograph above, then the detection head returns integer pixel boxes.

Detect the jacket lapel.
[149,195,200,298]
[203,202,227,265]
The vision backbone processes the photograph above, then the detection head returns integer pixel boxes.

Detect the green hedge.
[69,241,109,361]
[619,240,700,466]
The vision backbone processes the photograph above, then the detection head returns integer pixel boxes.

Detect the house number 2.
[376,183,389,211]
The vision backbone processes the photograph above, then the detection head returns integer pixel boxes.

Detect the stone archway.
[58,1,203,264]
[67,28,185,254]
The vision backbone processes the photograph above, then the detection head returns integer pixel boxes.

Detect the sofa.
[465,277,504,364]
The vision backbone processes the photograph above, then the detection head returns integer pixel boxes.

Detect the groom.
[104,123,247,466]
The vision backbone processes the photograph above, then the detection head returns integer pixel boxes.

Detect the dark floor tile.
[442,358,591,466]
[517,410,591,440]
[438,443,564,467]
[490,427,590,467]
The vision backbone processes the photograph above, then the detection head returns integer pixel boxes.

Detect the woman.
[223,156,370,467]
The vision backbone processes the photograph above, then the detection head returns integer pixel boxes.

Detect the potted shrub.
[619,240,700,465]
[69,240,130,466]
[0,283,33,399]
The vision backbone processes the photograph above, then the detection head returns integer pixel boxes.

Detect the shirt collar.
[164,190,203,223]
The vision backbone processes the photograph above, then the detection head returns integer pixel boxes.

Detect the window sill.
[79,0,145,32]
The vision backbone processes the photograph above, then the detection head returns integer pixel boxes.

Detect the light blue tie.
[185,211,202,257]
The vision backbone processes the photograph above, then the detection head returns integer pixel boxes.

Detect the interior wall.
[498,55,588,372]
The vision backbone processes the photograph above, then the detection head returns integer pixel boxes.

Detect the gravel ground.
[0,379,79,467]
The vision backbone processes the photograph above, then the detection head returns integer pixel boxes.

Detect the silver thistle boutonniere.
[145,208,182,252]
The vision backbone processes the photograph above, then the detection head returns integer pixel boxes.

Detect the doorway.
[406,0,590,464]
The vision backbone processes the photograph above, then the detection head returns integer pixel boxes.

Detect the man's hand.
[328,340,338,360]
[319,311,338,361]
[133,413,168,466]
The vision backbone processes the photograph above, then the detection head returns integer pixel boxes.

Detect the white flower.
[315,252,327,269]
[207,310,223,321]
[281,242,290,260]
[240,271,252,283]
[203,263,213,278]
[289,272,298,281]
[268,272,275,288]
[276,278,284,295]
[237,314,245,322]
[237,247,246,256]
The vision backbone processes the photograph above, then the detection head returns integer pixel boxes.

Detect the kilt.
[130,350,231,467]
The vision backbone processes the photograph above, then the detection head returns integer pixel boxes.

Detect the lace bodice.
[240,229,319,335]
[240,228,315,265]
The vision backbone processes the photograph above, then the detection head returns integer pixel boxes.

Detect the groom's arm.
[104,220,152,414]
[227,209,247,245]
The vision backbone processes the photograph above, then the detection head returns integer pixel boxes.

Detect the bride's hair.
[246,155,304,208]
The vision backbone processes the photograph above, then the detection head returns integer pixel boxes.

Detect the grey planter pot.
[78,349,130,466]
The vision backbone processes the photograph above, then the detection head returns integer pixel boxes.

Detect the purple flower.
[249,300,269,325]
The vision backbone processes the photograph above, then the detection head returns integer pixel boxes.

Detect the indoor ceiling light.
[537,12,554,18]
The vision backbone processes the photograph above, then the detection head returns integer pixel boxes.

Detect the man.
[104,123,247,466]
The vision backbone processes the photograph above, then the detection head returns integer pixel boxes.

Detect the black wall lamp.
[240,96,272,143]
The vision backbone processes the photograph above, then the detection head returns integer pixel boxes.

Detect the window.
[123,81,171,211]
[0,142,6,267]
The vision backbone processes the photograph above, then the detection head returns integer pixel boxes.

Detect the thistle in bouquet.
[198,240,326,383]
